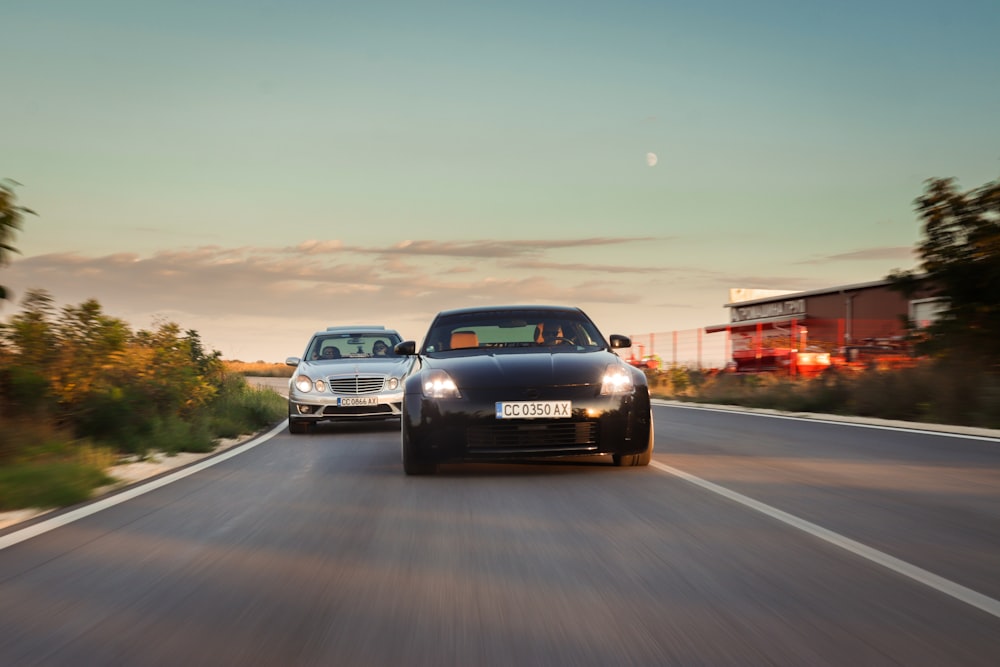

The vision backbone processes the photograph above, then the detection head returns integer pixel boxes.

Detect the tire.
[613,412,653,467]
[288,419,312,435]
[401,425,437,475]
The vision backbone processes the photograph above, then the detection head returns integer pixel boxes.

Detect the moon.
[646,152,658,167]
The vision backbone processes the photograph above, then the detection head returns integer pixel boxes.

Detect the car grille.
[466,421,598,453]
[328,375,385,394]
[323,404,395,416]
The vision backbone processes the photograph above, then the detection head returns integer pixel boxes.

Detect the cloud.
[799,246,917,264]
[127,225,221,240]
[287,237,660,259]
[2,240,671,360]
[711,276,828,292]
[291,240,345,255]
[505,259,674,274]
[385,240,526,257]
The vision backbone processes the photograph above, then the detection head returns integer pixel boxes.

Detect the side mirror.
[394,341,417,356]
[285,356,301,367]
[609,335,631,349]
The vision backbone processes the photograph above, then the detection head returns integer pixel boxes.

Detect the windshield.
[421,309,606,354]
[307,332,402,360]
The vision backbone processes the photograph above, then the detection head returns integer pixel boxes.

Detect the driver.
[372,340,390,356]
[537,321,569,345]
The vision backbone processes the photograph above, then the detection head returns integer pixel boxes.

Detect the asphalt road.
[1,398,998,666]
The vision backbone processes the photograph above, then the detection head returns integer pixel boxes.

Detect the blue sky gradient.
[3,1,998,361]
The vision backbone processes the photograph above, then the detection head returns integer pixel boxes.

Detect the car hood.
[428,350,626,388]
[299,357,413,376]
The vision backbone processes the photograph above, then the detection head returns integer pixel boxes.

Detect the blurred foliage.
[0,420,117,510]
[0,179,36,302]
[649,360,1000,430]
[889,176,1000,369]
[0,290,286,509]
[0,289,228,451]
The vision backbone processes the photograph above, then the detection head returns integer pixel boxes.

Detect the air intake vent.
[466,421,598,452]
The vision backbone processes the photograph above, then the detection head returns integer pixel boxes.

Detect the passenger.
[321,347,341,359]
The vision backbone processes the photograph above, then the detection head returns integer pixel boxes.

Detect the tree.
[890,177,1000,367]
[1,289,57,363]
[0,179,37,302]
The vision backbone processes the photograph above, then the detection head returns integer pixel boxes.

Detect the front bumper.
[288,389,404,422]
[402,389,651,463]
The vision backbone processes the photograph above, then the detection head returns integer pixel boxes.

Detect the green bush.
[0,364,51,418]
[0,461,114,510]
[72,385,151,453]
[973,377,1000,429]
[207,374,286,439]
[143,414,215,456]
[0,425,117,510]
[800,372,853,414]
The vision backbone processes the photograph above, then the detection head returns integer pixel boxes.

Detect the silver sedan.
[285,326,414,434]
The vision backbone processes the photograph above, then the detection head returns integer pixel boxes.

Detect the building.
[705,278,942,373]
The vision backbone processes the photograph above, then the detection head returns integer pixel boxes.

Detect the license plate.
[338,396,378,407]
[495,401,572,419]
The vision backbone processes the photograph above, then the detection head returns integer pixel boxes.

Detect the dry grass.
[223,360,294,378]
[652,360,1000,429]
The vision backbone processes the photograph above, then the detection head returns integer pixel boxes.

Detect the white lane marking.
[650,459,1000,620]
[654,400,1000,443]
[0,421,288,552]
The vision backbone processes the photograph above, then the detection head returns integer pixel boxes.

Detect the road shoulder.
[0,432,268,532]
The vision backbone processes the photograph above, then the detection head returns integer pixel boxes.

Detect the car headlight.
[422,370,461,399]
[600,364,634,395]
[387,377,400,391]
[294,375,326,393]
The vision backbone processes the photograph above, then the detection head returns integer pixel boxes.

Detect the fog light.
[297,405,315,415]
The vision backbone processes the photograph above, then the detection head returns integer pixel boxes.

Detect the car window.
[308,333,402,360]
[422,311,604,353]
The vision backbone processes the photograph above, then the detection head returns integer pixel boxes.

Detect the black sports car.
[396,305,654,474]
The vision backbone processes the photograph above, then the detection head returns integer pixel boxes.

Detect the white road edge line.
[650,459,1000,620]
[0,420,288,552]
[653,400,1000,442]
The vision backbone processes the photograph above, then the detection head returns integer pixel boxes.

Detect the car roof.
[312,325,400,337]
[325,325,388,332]
[432,305,585,318]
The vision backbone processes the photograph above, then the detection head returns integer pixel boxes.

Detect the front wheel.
[613,413,653,467]
[288,419,313,435]
[401,425,437,475]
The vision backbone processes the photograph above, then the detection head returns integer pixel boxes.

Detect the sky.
[2,0,999,362]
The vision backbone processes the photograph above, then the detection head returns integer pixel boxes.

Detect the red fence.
[629,319,913,372]
[627,329,730,370]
